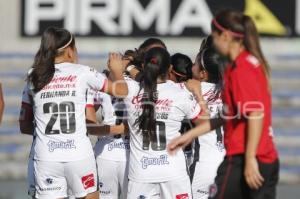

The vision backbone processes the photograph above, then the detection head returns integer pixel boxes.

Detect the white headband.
[57,34,73,51]
[200,48,207,71]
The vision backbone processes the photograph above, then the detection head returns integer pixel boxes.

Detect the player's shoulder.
[167,81,194,100]
[201,82,216,93]
[74,64,98,73]
[237,51,261,70]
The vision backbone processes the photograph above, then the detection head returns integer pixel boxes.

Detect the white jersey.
[124,79,201,183]
[195,82,225,163]
[88,91,130,161]
[21,63,107,162]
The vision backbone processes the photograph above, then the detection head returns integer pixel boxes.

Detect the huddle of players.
[20,9,278,199]
[86,35,225,199]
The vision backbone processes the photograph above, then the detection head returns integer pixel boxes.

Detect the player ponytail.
[136,47,170,148]
[28,27,75,92]
[212,10,270,87]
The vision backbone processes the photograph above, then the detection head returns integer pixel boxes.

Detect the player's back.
[124,79,200,182]
[29,63,103,162]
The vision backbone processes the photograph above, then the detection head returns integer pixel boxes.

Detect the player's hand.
[244,156,264,189]
[167,133,193,155]
[185,79,208,113]
[108,52,123,73]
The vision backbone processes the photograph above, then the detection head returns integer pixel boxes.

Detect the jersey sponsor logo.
[203,89,222,104]
[108,141,130,151]
[81,173,95,190]
[208,183,218,198]
[175,193,189,199]
[140,154,169,169]
[50,75,77,84]
[39,187,61,192]
[132,94,173,107]
[41,75,77,91]
[39,179,61,192]
[47,139,76,152]
[196,189,209,195]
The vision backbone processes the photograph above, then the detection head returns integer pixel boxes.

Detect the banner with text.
[21,0,300,37]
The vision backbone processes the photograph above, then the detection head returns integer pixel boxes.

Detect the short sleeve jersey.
[222,51,277,163]
[21,63,107,162]
[124,78,201,182]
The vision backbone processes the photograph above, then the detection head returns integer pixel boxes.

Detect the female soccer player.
[123,47,203,198]
[86,88,130,199]
[189,36,226,199]
[168,10,279,199]
[19,27,127,199]
[169,53,195,168]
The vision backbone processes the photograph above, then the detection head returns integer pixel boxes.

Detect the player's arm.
[103,53,128,98]
[168,117,223,154]
[19,84,34,135]
[19,102,34,135]
[0,83,4,124]
[167,87,223,154]
[244,111,264,189]
[85,104,128,136]
[87,123,127,136]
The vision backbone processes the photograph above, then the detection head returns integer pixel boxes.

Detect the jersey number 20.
[43,101,76,134]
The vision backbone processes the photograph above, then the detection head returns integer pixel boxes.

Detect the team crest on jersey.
[137,195,146,199]
[175,193,189,199]
[209,183,218,198]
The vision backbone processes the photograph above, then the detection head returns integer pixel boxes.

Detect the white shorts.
[96,158,129,199]
[191,161,221,199]
[127,175,192,199]
[34,156,98,199]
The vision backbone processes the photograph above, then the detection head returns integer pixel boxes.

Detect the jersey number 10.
[142,121,166,151]
[43,101,76,134]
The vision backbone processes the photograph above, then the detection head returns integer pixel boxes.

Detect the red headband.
[212,19,244,38]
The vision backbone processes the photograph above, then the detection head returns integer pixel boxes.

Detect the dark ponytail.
[211,10,270,86]
[135,47,170,148]
[28,27,75,92]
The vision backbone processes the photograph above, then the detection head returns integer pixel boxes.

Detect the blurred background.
[0,0,299,198]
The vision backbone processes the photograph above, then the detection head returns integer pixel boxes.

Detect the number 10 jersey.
[22,63,107,162]
[124,78,201,183]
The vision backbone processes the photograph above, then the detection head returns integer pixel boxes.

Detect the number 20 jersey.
[124,78,201,183]
[21,63,107,162]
